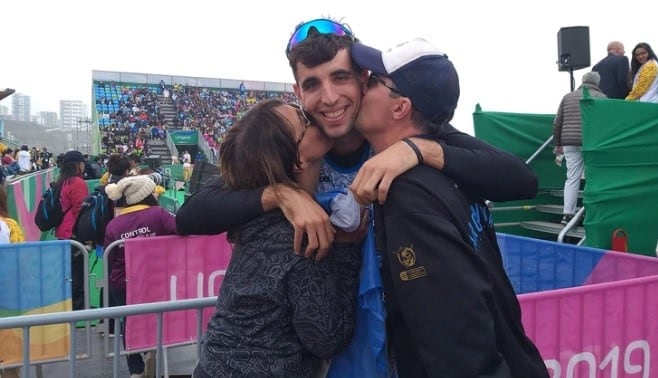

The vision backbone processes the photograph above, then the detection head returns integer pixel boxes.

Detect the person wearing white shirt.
[17,145,32,173]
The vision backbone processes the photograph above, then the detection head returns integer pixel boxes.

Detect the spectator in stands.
[194,98,359,378]
[41,147,51,169]
[91,156,103,178]
[104,175,177,378]
[54,150,90,310]
[2,148,20,175]
[128,153,141,176]
[82,154,98,180]
[30,147,40,170]
[55,152,65,168]
[553,72,607,225]
[626,42,658,103]
[100,154,133,186]
[194,150,204,163]
[17,145,32,173]
[0,185,25,243]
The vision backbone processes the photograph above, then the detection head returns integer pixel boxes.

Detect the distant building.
[12,93,31,122]
[38,111,59,128]
[0,105,8,117]
[60,100,85,129]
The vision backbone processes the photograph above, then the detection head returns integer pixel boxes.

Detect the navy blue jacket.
[592,53,631,99]
[375,162,548,377]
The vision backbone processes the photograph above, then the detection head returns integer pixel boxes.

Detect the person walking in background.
[626,42,658,103]
[553,72,607,225]
[0,185,25,243]
[54,150,90,310]
[182,150,192,183]
[592,41,631,99]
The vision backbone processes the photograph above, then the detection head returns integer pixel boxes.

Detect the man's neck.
[330,129,365,156]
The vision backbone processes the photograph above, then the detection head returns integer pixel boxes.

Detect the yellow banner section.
[0,300,71,366]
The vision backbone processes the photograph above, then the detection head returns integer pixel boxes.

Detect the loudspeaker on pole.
[557,26,590,72]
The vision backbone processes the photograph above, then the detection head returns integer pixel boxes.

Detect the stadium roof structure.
[0,88,15,101]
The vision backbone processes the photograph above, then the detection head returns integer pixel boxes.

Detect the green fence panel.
[581,98,658,256]
[473,104,564,189]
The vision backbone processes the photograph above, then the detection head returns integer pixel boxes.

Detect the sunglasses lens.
[286,19,351,55]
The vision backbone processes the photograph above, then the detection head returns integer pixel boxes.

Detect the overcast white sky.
[1,0,655,134]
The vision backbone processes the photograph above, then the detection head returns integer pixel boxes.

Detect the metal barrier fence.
[0,297,217,378]
[0,240,93,372]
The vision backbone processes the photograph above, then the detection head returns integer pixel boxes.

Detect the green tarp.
[581,98,658,256]
[474,100,658,256]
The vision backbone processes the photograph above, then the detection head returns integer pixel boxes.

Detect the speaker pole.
[560,53,576,92]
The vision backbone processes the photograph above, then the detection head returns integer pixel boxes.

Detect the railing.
[558,205,587,243]
[196,130,216,164]
[525,135,554,165]
[162,131,176,159]
[0,297,216,378]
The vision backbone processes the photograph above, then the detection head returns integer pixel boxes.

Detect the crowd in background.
[97,81,296,155]
[0,142,53,179]
[169,84,297,149]
[98,85,167,157]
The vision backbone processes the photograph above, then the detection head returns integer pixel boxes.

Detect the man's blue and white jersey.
[316,144,372,195]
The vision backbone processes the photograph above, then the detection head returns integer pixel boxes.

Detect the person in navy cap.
[54,150,90,310]
[351,37,549,378]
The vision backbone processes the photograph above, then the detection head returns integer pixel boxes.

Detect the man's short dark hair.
[287,34,359,81]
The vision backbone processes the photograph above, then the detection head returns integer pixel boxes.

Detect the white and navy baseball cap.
[351,38,460,124]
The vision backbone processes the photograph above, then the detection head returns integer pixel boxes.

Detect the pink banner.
[520,275,658,377]
[124,234,232,351]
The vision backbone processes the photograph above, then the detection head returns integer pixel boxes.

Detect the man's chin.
[321,124,353,139]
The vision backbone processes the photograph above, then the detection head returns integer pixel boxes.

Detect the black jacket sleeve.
[175,176,266,235]
[380,170,512,377]
[436,124,538,202]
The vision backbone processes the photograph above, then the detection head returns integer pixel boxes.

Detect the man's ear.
[293,83,301,100]
[392,98,413,121]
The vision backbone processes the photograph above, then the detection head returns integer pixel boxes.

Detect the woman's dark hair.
[0,186,9,218]
[220,98,299,191]
[56,161,82,185]
[630,42,658,79]
[107,154,131,176]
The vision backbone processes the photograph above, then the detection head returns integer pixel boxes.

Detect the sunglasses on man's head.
[286,18,354,57]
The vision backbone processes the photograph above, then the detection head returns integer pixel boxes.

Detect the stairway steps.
[535,204,582,214]
[549,189,584,198]
[520,221,585,238]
